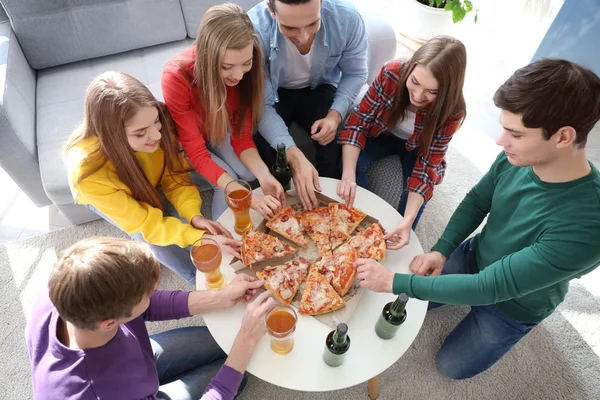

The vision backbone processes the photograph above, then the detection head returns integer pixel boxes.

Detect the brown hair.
[49,237,161,330]
[268,0,313,13]
[386,35,467,150]
[192,3,264,145]
[494,58,600,147]
[64,71,191,211]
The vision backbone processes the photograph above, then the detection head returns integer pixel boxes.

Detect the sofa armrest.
[356,7,397,84]
[0,22,49,206]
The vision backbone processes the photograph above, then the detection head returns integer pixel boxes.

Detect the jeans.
[152,326,247,400]
[429,238,538,379]
[355,134,425,229]
[87,204,197,285]
[207,132,255,219]
[254,84,341,179]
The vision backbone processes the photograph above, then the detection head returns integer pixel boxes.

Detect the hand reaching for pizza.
[336,178,357,208]
[258,174,287,208]
[354,258,395,293]
[191,216,233,238]
[219,274,265,308]
[237,289,275,345]
[289,154,321,211]
[251,193,282,220]
[204,234,242,259]
[383,220,412,250]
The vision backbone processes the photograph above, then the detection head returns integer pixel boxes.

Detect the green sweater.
[393,152,600,323]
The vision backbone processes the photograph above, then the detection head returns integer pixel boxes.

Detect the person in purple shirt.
[26,237,275,400]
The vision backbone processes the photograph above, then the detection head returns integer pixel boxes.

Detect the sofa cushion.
[37,39,193,205]
[0,0,187,69]
[180,0,260,38]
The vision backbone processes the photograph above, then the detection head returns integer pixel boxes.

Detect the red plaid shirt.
[339,60,465,203]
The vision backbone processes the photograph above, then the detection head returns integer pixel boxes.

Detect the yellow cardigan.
[66,137,205,248]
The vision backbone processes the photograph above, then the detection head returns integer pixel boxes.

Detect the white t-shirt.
[281,37,314,89]
[391,110,416,140]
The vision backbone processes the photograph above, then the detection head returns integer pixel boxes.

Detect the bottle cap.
[336,323,348,335]
[398,293,409,303]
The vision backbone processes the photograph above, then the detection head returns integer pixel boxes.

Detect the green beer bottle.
[323,323,351,367]
[374,293,408,340]
[272,143,291,191]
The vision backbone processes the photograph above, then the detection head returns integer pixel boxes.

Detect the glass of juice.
[190,237,226,290]
[225,179,253,235]
[265,304,297,355]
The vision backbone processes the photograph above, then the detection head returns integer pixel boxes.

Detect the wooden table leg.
[368,375,380,399]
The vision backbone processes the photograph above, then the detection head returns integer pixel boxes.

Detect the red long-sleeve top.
[161,47,256,184]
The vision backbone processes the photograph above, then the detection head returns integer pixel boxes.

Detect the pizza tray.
[230,191,380,329]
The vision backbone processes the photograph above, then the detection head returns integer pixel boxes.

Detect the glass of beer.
[190,237,226,290]
[225,179,253,235]
[265,304,297,355]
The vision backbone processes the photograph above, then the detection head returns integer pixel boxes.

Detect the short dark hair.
[493,58,600,147]
[268,0,314,13]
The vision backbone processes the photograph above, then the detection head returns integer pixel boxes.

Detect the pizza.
[299,270,345,315]
[266,206,309,247]
[256,257,311,304]
[298,207,332,256]
[241,230,296,266]
[335,223,386,261]
[312,249,358,296]
[328,203,366,250]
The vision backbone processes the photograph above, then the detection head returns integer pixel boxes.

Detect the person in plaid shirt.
[337,36,467,250]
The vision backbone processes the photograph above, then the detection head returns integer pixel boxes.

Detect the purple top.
[26,290,243,400]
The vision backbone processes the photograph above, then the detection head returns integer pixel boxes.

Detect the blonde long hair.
[64,71,190,211]
[386,35,467,150]
[193,3,264,145]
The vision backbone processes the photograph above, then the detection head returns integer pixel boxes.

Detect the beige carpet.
[2,146,600,399]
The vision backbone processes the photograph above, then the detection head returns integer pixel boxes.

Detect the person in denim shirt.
[249,0,368,210]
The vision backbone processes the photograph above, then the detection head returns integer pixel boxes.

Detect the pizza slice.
[241,230,296,266]
[312,249,358,297]
[335,223,387,261]
[299,270,345,315]
[266,206,309,247]
[256,257,311,304]
[329,228,350,251]
[298,207,332,256]
[329,202,367,237]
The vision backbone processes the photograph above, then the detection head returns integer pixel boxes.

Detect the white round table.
[197,177,428,393]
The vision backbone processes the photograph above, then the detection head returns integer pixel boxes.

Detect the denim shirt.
[248,0,368,149]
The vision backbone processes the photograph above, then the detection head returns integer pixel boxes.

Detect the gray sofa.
[0,0,396,225]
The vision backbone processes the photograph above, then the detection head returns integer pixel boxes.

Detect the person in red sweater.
[162,4,285,219]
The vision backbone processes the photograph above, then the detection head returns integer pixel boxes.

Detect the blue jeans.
[207,133,255,219]
[355,134,425,229]
[429,239,538,379]
[87,204,197,285]
[152,326,247,400]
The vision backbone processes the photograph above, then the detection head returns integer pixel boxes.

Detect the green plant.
[417,0,478,23]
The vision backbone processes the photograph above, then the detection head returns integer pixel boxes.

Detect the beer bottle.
[323,323,351,367]
[272,143,291,191]
[375,293,408,340]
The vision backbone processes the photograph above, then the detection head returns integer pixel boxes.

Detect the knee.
[436,347,479,380]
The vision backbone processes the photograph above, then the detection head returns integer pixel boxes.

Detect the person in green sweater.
[355,58,600,379]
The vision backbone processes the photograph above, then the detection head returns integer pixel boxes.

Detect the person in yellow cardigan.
[65,71,241,284]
